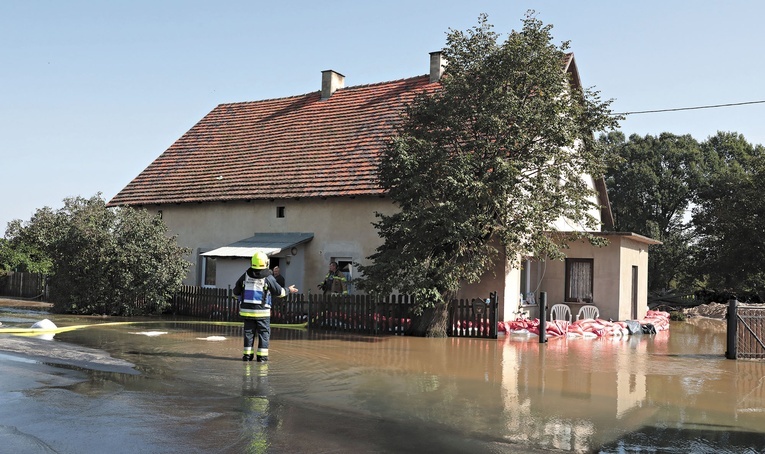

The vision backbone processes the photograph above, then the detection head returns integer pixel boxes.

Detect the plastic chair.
[576,304,600,320]
[549,304,572,322]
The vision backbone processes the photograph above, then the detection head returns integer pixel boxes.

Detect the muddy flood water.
[1,306,764,454]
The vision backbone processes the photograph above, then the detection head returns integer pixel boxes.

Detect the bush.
[669,311,686,321]
[4,195,190,315]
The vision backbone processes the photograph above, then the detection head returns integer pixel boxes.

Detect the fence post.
[306,292,311,329]
[725,298,738,359]
[490,291,498,338]
[373,295,379,334]
[226,286,232,322]
[539,292,547,344]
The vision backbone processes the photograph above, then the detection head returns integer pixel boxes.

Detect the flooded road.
[1,306,764,453]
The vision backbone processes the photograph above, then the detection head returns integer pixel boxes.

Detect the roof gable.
[109,76,438,206]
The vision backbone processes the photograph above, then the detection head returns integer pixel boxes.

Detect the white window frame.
[201,256,217,288]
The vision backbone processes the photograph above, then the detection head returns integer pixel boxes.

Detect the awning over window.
[200,232,314,258]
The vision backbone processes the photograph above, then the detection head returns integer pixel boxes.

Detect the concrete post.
[725,298,738,359]
[539,292,547,343]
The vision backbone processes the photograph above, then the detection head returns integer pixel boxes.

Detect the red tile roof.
[108,75,439,207]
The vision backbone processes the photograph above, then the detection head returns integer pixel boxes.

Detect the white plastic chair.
[549,304,572,322]
[577,305,599,320]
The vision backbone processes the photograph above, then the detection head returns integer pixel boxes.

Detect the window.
[276,206,285,218]
[335,258,353,294]
[520,258,535,305]
[202,257,217,287]
[565,258,593,303]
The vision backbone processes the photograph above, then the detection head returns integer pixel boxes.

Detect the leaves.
[358,12,618,312]
[601,131,706,291]
[692,132,765,293]
[603,130,765,297]
[2,194,190,315]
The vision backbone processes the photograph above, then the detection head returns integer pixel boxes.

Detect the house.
[108,52,659,323]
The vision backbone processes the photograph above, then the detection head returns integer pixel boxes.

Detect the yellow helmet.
[251,251,269,270]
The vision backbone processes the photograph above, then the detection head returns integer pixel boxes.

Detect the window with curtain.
[565,258,593,302]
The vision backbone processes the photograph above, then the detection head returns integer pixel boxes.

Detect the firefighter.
[233,251,298,362]
[319,260,348,295]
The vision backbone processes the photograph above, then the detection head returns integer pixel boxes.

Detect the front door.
[631,266,638,319]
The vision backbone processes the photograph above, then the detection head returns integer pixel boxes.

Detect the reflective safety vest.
[239,275,271,318]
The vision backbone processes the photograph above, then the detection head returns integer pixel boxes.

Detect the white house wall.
[550,173,602,232]
[160,195,525,320]
[155,197,397,293]
[617,238,650,321]
[216,258,249,291]
[456,245,523,322]
[536,236,649,322]
[154,197,649,324]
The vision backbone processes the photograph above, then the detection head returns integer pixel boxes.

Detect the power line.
[614,99,765,116]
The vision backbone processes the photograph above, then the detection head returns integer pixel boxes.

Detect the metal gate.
[726,299,765,360]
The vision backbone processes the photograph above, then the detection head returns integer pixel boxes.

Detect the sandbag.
[31,319,57,330]
[641,323,657,335]
[625,320,642,335]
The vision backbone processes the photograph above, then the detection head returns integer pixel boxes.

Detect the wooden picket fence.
[0,275,498,339]
[169,285,498,338]
[307,293,416,334]
[448,293,499,338]
[0,271,47,299]
[170,285,237,320]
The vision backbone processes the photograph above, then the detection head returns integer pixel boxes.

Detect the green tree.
[4,195,190,314]
[2,206,58,275]
[601,131,706,291]
[358,13,619,336]
[0,237,52,275]
[692,132,765,296]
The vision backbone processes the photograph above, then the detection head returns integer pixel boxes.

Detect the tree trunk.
[410,300,449,337]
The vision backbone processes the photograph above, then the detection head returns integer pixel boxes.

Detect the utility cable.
[614,99,765,116]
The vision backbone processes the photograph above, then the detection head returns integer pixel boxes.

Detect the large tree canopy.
[4,195,190,315]
[602,130,765,300]
[692,132,765,294]
[358,13,619,336]
[601,131,706,291]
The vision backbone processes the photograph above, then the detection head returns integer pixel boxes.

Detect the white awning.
[200,232,314,258]
[202,246,282,258]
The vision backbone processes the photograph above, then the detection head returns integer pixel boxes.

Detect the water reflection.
[497,325,765,452]
[242,362,271,453]
[2,316,765,453]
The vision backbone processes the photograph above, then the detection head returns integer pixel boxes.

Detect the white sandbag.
[30,319,57,330]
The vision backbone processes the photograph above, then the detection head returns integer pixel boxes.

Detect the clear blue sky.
[2,1,764,231]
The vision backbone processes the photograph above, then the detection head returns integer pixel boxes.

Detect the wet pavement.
[1,301,764,453]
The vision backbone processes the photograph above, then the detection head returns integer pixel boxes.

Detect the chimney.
[321,70,345,100]
[429,51,446,82]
